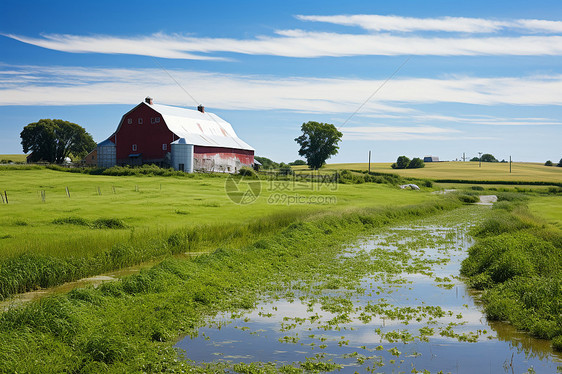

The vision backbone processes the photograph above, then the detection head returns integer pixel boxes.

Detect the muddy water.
[176,208,562,373]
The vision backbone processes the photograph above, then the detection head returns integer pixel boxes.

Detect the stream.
[176,207,562,373]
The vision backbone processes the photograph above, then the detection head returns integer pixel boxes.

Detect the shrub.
[289,159,307,166]
[461,232,560,283]
[238,167,257,178]
[558,158,562,167]
[545,160,553,166]
[553,335,562,351]
[407,157,425,169]
[391,156,410,169]
[422,180,433,188]
[92,218,126,229]
[84,334,127,364]
[278,163,294,176]
[457,194,479,204]
[52,216,89,226]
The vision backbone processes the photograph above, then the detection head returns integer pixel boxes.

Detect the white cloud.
[365,113,562,127]
[296,14,562,34]
[5,30,562,59]
[296,15,508,33]
[342,125,462,141]
[3,65,562,112]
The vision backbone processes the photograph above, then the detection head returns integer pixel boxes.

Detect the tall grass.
[460,200,562,349]
[0,197,460,301]
[0,198,462,372]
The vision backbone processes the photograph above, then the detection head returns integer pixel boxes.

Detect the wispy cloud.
[342,125,465,141]
[5,24,562,59]
[362,113,562,127]
[296,15,562,34]
[2,65,562,110]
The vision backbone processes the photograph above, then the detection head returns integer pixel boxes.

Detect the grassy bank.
[0,198,462,372]
[0,167,434,300]
[460,197,562,350]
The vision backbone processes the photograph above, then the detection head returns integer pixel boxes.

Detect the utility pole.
[368,151,371,173]
[478,152,483,168]
[463,152,466,162]
[510,156,512,173]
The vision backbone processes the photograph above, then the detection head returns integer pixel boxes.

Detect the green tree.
[480,153,498,163]
[289,159,307,166]
[21,119,96,163]
[545,160,553,166]
[254,156,279,170]
[558,158,562,167]
[407,157,425,169]
[295,121,343,169]
[391,155,411,169]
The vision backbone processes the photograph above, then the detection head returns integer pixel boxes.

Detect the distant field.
[0,167,432,260]
[296,161,562,184]
[0,154,27,163]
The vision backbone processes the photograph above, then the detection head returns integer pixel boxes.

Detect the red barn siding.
[114,104,178,164]
[194,146,254,165]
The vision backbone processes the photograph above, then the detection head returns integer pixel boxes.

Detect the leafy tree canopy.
[481,153,498,163]
[544,160,553,166]
[407,157,425,169]
[289,159,307,166]
[254,156,280,170]
[391,156,424,169]
[21,119,96,163]
[391,155,411,169]
[294,121,343,170]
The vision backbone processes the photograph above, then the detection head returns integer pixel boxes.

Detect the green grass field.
[296,161,562,184]
[0,167,431,261]
[529,195,562,229]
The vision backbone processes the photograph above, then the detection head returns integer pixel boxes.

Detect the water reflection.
[177,209,562,373]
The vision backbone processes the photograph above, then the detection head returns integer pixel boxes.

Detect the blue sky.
[1,0,561,163]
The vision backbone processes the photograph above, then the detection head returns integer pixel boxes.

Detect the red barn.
[97,98,254,172]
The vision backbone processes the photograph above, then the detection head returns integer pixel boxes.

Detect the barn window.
[127,118,132,124]
[162,144,167,151]
[132,144,137,151]
[138,118,143,124]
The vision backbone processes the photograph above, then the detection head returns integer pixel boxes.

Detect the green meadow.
[0,166,435,300]
[0,167,431,260]
[0,164,561,372]
[529,195,562,228]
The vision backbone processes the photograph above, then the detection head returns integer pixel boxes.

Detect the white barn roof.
[148,103,254,151]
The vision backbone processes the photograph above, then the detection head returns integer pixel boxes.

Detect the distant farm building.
[97,98,254,172]
[83,149,97,166]
[423,156,440,162]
